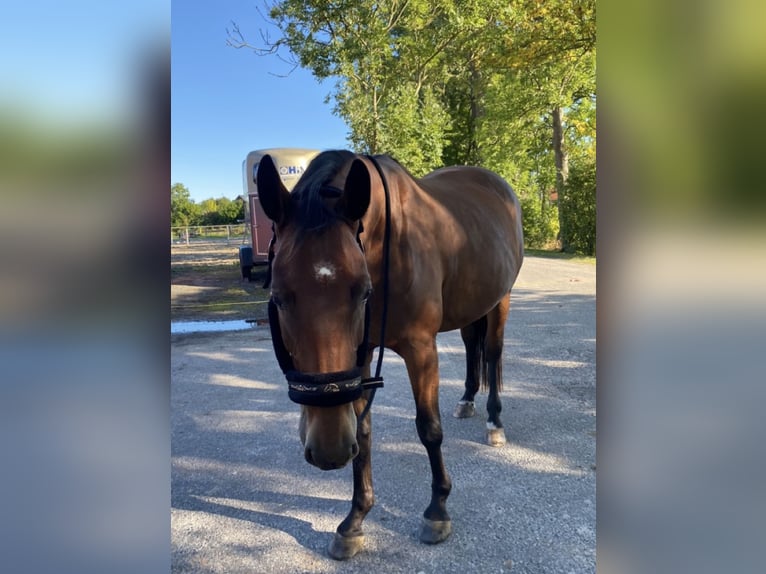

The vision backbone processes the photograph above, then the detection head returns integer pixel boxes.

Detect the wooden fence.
[171,224,249,246]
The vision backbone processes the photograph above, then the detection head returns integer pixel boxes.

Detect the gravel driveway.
[171,255,596,573]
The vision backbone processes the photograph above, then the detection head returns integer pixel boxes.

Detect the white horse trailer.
[239,148,320,280]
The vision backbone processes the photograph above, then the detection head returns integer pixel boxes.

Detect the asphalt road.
[171,256,596,574]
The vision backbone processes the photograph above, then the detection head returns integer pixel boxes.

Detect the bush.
[520,192,559,249]
[560,157,596,255]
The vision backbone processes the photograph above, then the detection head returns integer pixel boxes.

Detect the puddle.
[171,320,257,334]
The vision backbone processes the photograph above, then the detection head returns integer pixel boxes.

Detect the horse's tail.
[477,312,503,393]
[477,315,490,392]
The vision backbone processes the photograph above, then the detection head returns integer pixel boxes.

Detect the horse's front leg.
[328,388,375,560]
[397,336,453,544]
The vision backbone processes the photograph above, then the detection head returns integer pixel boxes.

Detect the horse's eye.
[362,287,373,302]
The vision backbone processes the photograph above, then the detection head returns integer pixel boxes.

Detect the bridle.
[265,155,392,421]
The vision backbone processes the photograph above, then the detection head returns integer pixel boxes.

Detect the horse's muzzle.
[304,441,360,470]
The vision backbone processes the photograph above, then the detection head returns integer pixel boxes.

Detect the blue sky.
[0,1,347,203]
[1,1,167,122]
[172,1,350,202]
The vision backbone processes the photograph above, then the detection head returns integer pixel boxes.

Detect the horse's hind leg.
[453,316,487,418]
[485,293,511,446]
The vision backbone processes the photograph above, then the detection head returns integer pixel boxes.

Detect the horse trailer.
[239,148,320,280]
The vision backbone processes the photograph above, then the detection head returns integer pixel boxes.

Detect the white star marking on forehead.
[314,262,336,281]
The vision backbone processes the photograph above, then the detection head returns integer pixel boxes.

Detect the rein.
[265,155,392,422]
[358,155,391,421]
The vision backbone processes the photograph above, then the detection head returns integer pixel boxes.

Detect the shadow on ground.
[172,269,596,573]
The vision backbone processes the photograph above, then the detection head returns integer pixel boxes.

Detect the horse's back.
[422,165,519,208]
[418,165,523,264]
[413,165,524,331]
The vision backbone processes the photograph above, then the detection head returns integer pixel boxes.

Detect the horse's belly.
[414,166,524,333]
[438,270,515,332]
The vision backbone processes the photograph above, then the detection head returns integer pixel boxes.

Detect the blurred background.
[599,1,766,572]
[0,2,169,573]
[1,0,765,572]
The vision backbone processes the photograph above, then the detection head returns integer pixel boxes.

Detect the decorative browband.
[286,369,363,407]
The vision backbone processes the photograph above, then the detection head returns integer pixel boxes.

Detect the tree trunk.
[370,87,379,154]
[552,106,570,251]
[467,59,483,165]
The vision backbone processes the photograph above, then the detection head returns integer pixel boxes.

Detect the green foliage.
[498,163,559,250]
[267,0,463,168]
[171,184,245,227]
[0,111,127,187]
[217,197,246,223]
[519,192,560,250]
[235,0,595,251]
[558,95,596,254]
[171,183,199,227]
[375,84,449,176]
[560,154,596,255]
[198,196,245,225]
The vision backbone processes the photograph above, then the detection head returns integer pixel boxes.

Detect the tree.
[171,183,199,227]
[440,1,595,251]
[229,0,596,252]
[489,0,595,252]
[197,197,245,225]
[196,198,217,225]
[171,186,245,228]
[217,196,246,223]
[229,0,462,174]
[561,151,595,255]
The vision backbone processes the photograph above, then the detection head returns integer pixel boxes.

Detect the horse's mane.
[291,150,357,232]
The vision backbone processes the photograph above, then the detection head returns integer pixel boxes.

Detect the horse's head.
[258,152,372,470]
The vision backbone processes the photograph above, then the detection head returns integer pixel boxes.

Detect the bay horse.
[257,150,523,559]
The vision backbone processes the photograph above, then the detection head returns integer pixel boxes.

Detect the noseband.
[265,156,392,419]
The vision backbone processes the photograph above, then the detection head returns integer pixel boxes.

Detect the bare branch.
[226,21,280,55]
[226,15,302,77]
[270,52,299,77]
[387,0,411,31]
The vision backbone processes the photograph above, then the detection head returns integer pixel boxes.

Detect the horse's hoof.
[328,532,365,560]
[486,426,507,447]
[419,518,452,544]
[453,400,476,418]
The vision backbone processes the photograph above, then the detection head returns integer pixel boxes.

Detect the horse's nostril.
[351,443,359,457]
[304,447,314,465]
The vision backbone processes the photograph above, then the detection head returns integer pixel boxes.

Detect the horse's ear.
[257,155,290,224]
[337,158,371,221]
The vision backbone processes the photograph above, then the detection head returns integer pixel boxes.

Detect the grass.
[525,248,596,265]
[171,243,595,323]
[171,244,271,322]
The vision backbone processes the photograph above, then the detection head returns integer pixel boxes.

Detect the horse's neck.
[367,162,409,237]
[364,163,416,288]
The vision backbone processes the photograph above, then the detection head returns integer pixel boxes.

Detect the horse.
[257,150,524,560]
